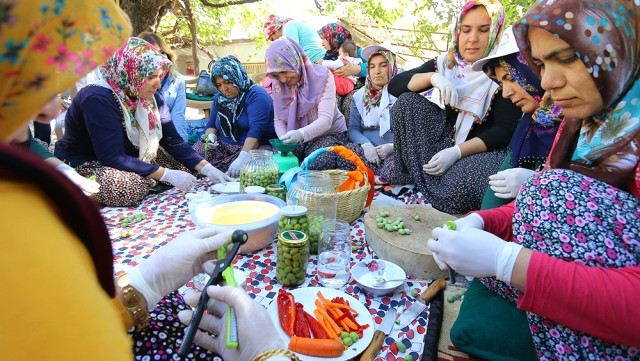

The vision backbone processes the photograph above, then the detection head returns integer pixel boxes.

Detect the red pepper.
[294,303,311,338]
[277,289,296,337]
[304,310,329,339]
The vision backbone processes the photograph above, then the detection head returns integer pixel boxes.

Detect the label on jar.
[278,230,308,247]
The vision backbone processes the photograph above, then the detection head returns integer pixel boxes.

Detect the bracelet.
[251,349,301,361]
[117,274,150,330]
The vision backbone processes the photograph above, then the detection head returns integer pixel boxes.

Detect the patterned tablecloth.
[102,179,435,361]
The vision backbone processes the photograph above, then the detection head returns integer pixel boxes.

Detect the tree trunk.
[183,0,201,73]
[120,0,172,36]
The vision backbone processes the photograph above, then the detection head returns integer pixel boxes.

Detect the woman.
[54,37,232,207]
[192,55,277,177]
[263,15,326,64]
[0,2,300,360]
[429,0,640,358]
[138,31,189,142]
[388,0,521,214]
[265,37,348,170]
[318,23,367,78]
[472,27,562,209]
[347,44,398,183]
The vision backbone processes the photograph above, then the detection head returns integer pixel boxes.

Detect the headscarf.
[99,37,172,163]
[0,0,131,296]
[359,49,398,136]
[263,14,294,40]
[317,23,352,61]
[0,0,130,140]
[513,0,640,168]
[210,55,254,142]
[425,0,505,145]
[484,53,562,168]
[265,37,329,131]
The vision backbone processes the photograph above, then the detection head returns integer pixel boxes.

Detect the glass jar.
[278,205,309,235]
[265,183,286,201]
[286,171,338,254]
[239,149,279,193]
[276,230,309,286]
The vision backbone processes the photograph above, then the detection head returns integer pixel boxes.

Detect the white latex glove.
[428,228,523,283]
[204,133,219,148]
[430,73,458,107]
[178,286,285,361]
[55,163,100,195]
[376,143,394,160]
[127,229,233,308]
[280,129,304,144]
[361,142,381,166]
[160,168,196,191]
[489,168,535,199]
[423,146,461,175]
[201,163,234,184]
[227,150,249,178]
[454,212,485,231]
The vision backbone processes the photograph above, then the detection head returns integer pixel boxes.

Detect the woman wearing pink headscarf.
[265,37,348,169]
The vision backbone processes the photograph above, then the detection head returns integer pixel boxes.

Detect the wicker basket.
[291,146,373,223]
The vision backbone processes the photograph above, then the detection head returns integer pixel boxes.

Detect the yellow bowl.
[191,194,286,253]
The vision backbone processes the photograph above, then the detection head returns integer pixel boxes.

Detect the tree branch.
[199,0,261,8]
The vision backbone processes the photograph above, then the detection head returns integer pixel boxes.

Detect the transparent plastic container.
[239,149,279,193]
[286,171,338,254]
[278,205,309,235]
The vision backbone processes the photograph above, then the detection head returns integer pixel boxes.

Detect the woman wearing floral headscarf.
[429,0,640,358]
[55,37,232,207]
[347,45,398,183]
[192,55,276,177]
[263,14,326,64]
[388,0,521,214]
[318,23,367,78]
[265,37,348,169]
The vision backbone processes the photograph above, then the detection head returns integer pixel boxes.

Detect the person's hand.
[361,142,381,166]
[335,62,361,77]
[280,129,304,144]
[226,151,249,178]
[178,285,285,360]
[453,212,484,231]
[423,146,461,175]
[201,163,234,184]
[376,143,394,160]
[127,229,234,308]
[427,228,523,283]
[56,163,100,195]
[430,73,458,107]
[202,133,219,148]
[489,168,535,199]
[160,168,197,191]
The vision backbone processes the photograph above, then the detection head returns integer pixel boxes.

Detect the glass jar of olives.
[276,230,309,286]
[239,149,279,193]
[287,171,338,254]
[265,183,286,201]
[279,205,309,235]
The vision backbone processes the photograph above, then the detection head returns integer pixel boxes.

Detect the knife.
[393,278,446,330]
[359,308,397,361]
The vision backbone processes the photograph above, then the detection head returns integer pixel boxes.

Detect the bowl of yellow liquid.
[191,193,286,253]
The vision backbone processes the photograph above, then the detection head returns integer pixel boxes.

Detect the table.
[102,179,438,361]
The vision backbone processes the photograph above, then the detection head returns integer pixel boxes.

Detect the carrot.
[322,301,357,313]
[315,303,342,336]
[317,291,329,304]
[314,309,337,340]
[288,336,344,358]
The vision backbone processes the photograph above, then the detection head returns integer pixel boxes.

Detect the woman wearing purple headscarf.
[265,37,348,169]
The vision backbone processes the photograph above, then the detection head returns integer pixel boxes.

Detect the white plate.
[211,181,240,194]
[267,287,374,361]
